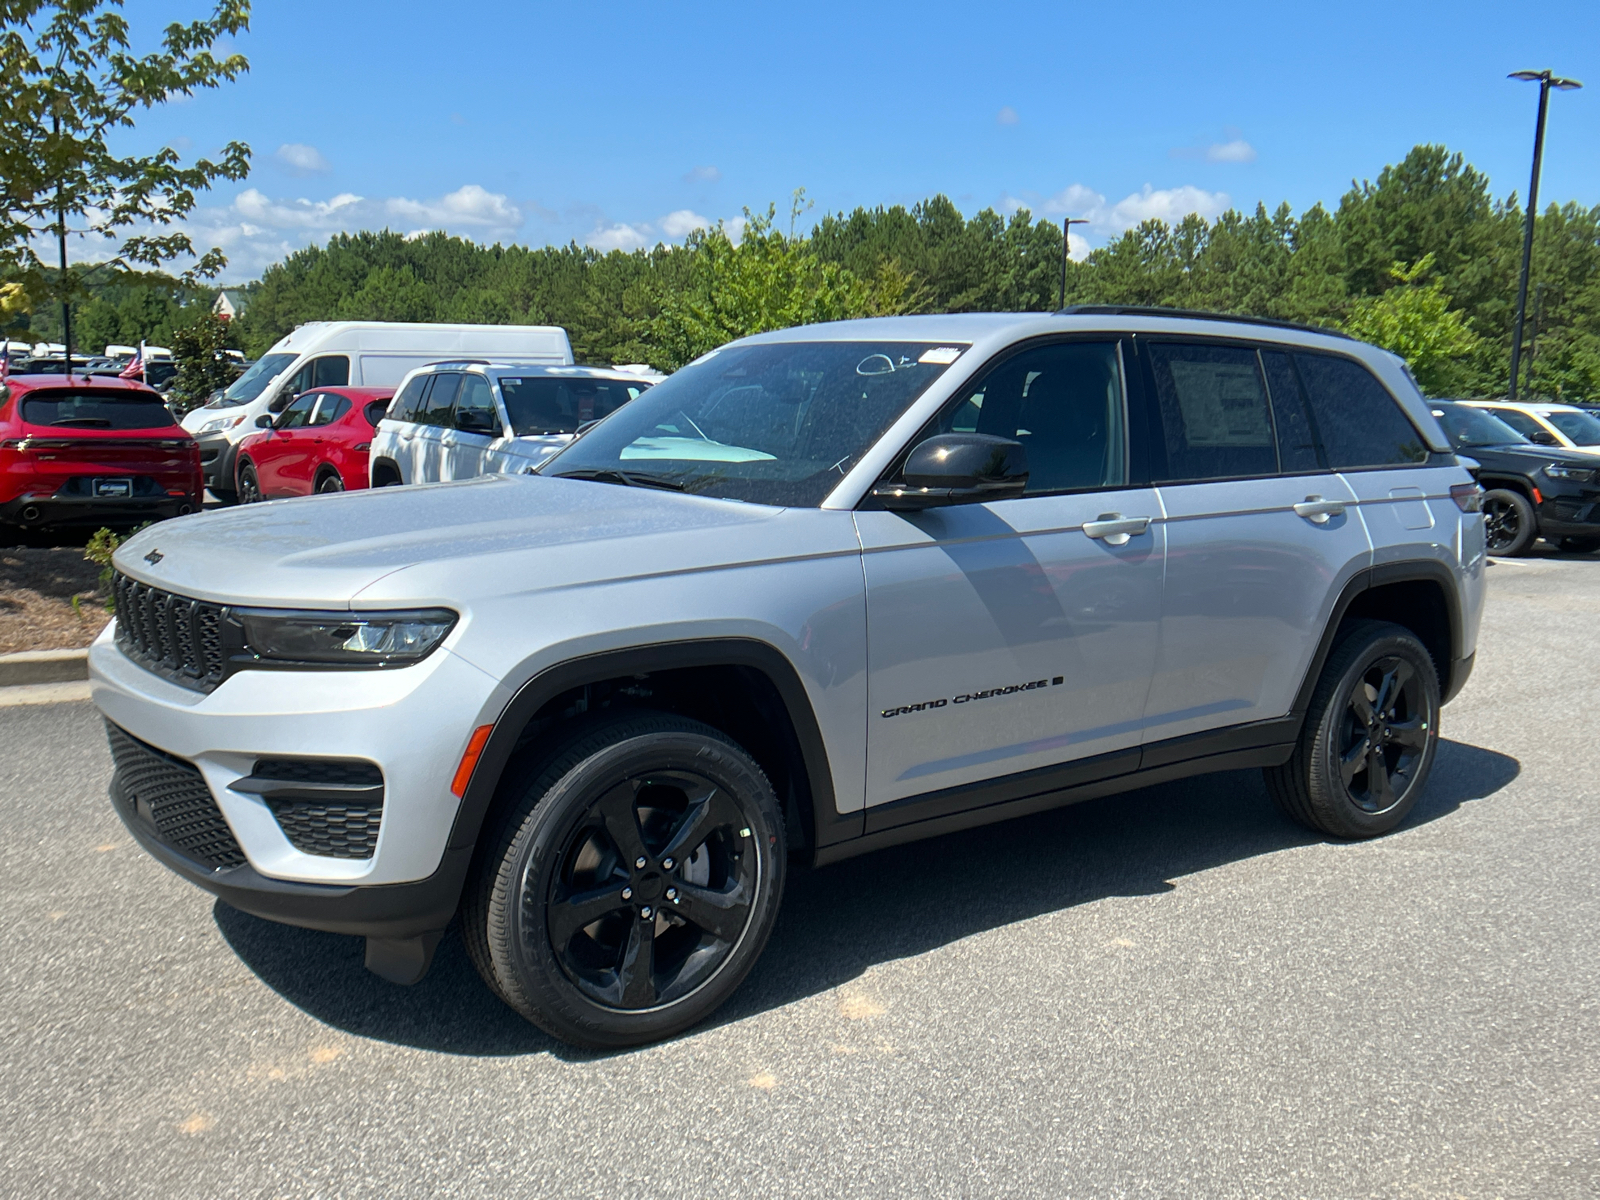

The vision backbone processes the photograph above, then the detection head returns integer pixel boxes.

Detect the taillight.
[1450,482,1483,513]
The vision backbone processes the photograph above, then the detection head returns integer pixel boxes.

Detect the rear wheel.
[316,469,344,494]
[237,461,262,504]
[1482,488,1537,556]
[1264,620,1440,839]
[464,711,785,1049]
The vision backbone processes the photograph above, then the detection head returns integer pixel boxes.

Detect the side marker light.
[451,724,494,798]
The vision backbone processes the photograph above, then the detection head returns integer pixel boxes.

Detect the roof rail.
[1055,304,1351,340]
[421,358,493,368]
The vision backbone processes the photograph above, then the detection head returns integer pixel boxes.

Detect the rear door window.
[1259,350,1323,473]
[1294,353,1427,468]
[421,374,461,428]
[1147,343,1277,481]
[387,376,428,423]
[20,390,176,430]
[310,395,350,426]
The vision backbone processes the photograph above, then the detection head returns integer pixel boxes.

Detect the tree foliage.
[1341,256,1480,395]
[168,309,236,412]
[0,0,252,317]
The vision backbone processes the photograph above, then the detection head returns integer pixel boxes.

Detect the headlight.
[236,608,457,666]
[1544,463,1596,482]
[200,416,242,434]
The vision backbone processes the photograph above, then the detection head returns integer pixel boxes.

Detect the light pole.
[1058,217,1089,311]
[1507,69,1582,400]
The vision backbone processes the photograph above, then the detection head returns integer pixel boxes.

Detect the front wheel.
[1264,620,1441,839]
[464,711,786,1049]
[1482,488,1537,556]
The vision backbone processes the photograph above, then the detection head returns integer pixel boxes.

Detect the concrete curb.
[0,648,89,687]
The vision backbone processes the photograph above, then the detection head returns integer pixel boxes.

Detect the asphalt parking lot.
[3,550,1598,1199]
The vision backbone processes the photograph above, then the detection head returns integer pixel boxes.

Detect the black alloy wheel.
[316,470,344,494]
[1265,619,1441,839]
[237,461,262,504]
[545,769,757,1011]
[1481,488,1536,556]
[465,711,785,1048]
[1335,654,1430,815]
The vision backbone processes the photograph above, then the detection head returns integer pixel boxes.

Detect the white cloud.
[660,209,711,238]
[586,222,652,252]
[996,105,1019,126]
[274,143,331,176]
[1205,139,1257,164]
[684,165,721,184]
[1004,182,1231,248]
[385,184,521,230]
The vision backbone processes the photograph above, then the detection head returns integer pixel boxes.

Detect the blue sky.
[127,0,1600,282]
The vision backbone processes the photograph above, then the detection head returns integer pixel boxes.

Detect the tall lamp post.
[1506,69,1582,401]
[1057,217,1089,311]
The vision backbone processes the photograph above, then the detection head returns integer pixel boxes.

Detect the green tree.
[168,309,236,412]
[1341,256,1480,395]
[0,0,252,355]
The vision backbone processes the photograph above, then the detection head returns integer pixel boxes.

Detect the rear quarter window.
[1294,353,1427,469]
[20,390,176,430]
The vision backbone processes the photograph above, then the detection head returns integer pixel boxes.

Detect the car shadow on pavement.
[214,736,1519,1059]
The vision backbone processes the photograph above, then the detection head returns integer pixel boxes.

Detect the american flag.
[119,341,146,382]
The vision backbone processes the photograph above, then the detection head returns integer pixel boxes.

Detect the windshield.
[539,341,968,506]
[20,391,175,429]
[1544,409,1600,446]
[215,352,296,406]
[1430,403,1529,449]
[500,376,648,436]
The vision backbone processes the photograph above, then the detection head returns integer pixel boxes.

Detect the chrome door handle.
[1293,496,1346,524]
[1083,513,1151,546]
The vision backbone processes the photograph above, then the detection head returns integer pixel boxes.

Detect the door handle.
[1083,513,1151,546]
[1293,496,1347,524]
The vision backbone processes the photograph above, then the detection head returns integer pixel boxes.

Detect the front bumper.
[195,432,240,493]
[1536,485,1600,538]
[90,624,511,933]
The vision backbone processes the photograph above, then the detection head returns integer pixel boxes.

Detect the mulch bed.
[0,546,111,654]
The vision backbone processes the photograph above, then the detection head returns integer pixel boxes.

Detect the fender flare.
[447,637,858,859]
[1291,559,1469,717]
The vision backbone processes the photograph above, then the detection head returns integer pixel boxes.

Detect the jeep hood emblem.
[143,549,164,565]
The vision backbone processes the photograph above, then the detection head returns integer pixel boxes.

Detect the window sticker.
[918,346,963,365]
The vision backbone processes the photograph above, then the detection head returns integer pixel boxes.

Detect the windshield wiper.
[552,468,686,492]
[51,417,113,427]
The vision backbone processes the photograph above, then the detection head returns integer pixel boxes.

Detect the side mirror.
[871,433,1030,511]
[255,413,275,428]
[1529,429,1560,446]
[455,410,498,434]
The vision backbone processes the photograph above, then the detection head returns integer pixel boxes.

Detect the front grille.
[112,571,228,691]
[105,722,246,870]
[251,758,384,859]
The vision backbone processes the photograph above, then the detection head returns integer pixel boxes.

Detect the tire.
[464,710,786,1049]
[1264,619,1441,840]
[237,461,262,504]
[1558,536,1600,554]
[316,470,344,494]
[1481,488,1537,556]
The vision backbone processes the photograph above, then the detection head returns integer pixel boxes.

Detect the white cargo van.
[182,321,572,500]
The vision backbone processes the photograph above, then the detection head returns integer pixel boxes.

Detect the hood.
[112,474,800,608]
[1458,442,1595,470]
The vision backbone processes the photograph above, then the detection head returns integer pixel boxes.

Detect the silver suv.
[92,309,1486,1048]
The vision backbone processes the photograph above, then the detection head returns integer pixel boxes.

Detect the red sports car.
[234,386,394,501]
[1,373,201,534]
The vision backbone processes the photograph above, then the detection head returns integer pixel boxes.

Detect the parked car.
[1461,399,1600,458]
[0,373,201,533]
[181,322,574,502]
[1430,400,1600,554]
[234,386,395,501]
[369,363,651,486]
[95,308,1485,1049]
